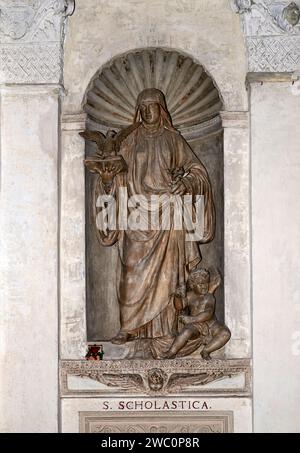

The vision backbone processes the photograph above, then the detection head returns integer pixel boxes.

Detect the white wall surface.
[0,86,60,432]
[61,397,252,433]
[251,81,300,433]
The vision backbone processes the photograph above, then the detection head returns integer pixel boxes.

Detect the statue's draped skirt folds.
[94,124,215,339]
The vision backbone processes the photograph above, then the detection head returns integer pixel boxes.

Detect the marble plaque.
[79,410,234,433]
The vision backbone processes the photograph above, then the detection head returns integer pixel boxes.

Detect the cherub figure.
[163,268,231,360]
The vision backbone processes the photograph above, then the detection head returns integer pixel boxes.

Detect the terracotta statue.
[162,268,231,360]
[82,88,216,356]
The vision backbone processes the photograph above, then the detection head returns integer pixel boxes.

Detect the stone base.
[60,358,251,397]
[60,358,251,432]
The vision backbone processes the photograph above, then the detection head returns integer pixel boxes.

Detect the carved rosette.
[233,0,300,72]
[0,0,75,83]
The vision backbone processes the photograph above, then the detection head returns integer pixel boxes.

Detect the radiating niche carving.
[84,49,222,136]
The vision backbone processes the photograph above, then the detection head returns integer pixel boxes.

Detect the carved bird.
[79,123,140,158]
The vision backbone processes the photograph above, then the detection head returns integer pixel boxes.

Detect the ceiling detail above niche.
[84,49,223,140]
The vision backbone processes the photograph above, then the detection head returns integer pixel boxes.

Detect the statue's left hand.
[99,165,118,183]
[170,180,186,195]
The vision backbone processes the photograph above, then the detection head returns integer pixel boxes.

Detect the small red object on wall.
[85,344,104,360]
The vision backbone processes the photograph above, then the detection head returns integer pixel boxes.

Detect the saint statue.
[83,88,215,356]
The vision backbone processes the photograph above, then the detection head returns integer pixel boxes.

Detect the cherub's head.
[188,268,210,295]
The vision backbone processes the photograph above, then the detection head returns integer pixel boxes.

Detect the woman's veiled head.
[134,88,174,130]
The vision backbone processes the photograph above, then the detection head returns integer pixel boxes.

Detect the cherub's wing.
[208,268,222,294]
[79,130,106,151]
[115,123,140,148]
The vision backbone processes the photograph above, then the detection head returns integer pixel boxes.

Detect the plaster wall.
[0,86,60,432]
[251,81,300,433]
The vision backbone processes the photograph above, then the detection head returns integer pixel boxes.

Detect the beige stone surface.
[251,81,300,433]
[61,397,252,433]
[60,115,87,359]
[0,86,60,432]
[223,118,251,357]
[62,0,248,114]
[80,410,234,433]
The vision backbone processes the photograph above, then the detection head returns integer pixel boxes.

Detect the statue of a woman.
[93,88,215,351]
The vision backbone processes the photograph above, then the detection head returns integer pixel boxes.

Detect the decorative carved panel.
[233,0,300,72]
[60,358,251,397]
[0,0,75,83]
[79,410,234,433]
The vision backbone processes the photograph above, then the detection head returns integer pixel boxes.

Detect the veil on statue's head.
[133,88,175,131]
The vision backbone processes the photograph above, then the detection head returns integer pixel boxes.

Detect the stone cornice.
[220,111,249,128]
[61,112,87,131]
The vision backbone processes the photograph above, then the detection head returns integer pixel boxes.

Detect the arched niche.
[83,48,224,342]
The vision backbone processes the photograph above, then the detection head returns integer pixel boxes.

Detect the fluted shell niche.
[84,48,223,138]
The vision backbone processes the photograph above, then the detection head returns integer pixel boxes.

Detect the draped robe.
[95,123,215,339]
